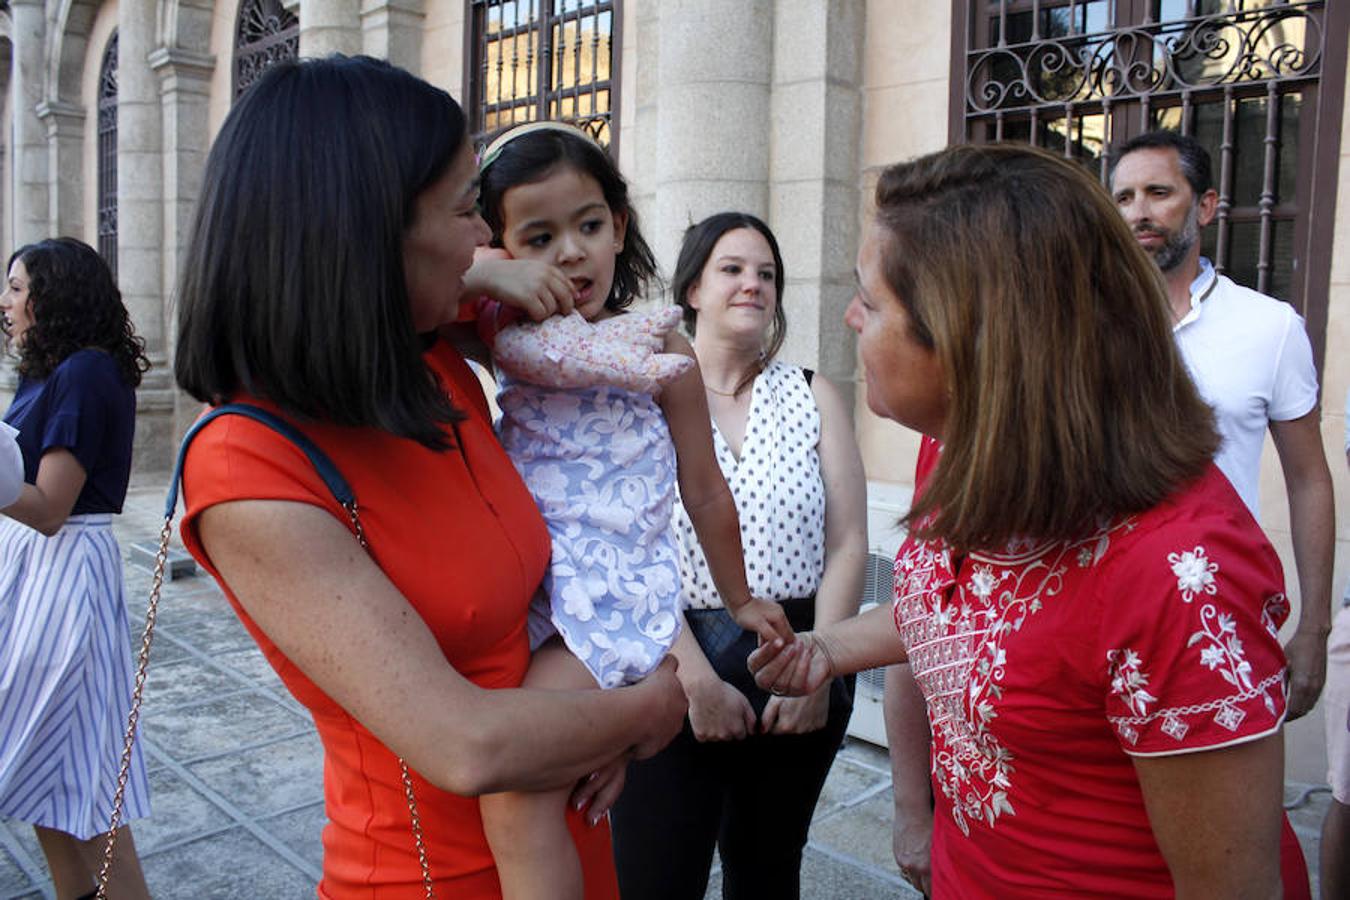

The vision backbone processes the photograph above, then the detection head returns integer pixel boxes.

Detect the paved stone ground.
[0,476,1332,899]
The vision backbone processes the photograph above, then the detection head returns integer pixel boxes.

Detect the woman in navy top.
[0,237,151,900]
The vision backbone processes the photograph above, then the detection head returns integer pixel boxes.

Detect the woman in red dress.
[751,144,1307,899]
[172,56,687,899]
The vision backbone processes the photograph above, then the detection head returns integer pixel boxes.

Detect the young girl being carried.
[463,121,793,900]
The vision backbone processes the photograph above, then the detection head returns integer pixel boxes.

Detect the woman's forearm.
[198,498,686,798]
[1,448,85,536]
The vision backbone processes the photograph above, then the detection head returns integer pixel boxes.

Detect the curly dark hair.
[7,238,151,386]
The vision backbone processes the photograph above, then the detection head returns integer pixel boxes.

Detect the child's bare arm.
[656,332,793,645]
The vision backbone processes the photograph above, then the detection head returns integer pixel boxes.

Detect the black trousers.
[610,599,853,900]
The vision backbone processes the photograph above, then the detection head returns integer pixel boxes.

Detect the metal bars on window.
[234,0,299,99]
[951,0,1345,338]
[467,0,619,149]
[97,32,118,279]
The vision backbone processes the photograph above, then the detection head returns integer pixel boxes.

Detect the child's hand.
[728,596,795,646]
[465,255,575,320]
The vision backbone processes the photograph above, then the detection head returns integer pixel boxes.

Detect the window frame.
[97,30,118,278]
[948,0,1349,373]
[463,0,623,154]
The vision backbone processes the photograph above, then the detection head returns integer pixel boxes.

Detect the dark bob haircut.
[672,212,786,394]
[478,126,658,312]
[175,55,467,448]
[8,237,150,386]
[1108,129,1214,198]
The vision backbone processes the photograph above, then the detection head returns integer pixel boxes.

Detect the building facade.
[1,0,1347,781]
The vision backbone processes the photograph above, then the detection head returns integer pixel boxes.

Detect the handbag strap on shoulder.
[165,403,354,517]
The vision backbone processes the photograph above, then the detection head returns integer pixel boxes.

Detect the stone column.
[651,0,774,276]
[769,0,864,385]
[148,45,214,449]
[118,0,174,469]
[9,0,48,246]
[300,0,362,58]
[361,0,424,74]
[35,100,85,238]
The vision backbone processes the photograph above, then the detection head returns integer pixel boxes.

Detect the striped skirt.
[0,514,150,838]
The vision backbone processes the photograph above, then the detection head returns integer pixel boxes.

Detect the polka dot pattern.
[676,361,826,608]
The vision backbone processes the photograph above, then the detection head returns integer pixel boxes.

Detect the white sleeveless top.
[676,360,827,609]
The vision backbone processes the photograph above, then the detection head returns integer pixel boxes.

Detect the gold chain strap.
[344,501,435,899]
[96,517,172,899]
[96,500,436,898]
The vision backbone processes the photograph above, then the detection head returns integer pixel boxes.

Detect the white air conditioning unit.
[845,551,896,747]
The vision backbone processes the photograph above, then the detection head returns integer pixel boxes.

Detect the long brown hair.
[877,144,1218,550]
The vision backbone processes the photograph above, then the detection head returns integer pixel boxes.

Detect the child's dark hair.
[479,125,659,311]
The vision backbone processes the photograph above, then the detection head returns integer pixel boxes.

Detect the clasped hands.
[747,628,838,698]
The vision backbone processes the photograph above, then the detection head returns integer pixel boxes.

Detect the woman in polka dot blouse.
[610,212,869,899]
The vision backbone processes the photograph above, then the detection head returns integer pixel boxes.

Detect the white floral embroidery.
[1261,593,1290,640]
[1161,715,1189,741]
[1168,546,1218,603]
[897,520,1131,837]
[969,565,1000,600]
[1107,648,1157,717]
[1186,604,1254,692]
[1214,704,1246,731]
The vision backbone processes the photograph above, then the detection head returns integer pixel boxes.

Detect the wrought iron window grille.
[235,0,299,100]
[97,31,118,279]
[466,0,620,152]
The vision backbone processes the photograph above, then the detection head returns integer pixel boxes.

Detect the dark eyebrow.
[715,255,775,269]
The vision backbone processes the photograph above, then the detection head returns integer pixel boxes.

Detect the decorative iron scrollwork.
[235,0,299,99]
[967,3,1323,114]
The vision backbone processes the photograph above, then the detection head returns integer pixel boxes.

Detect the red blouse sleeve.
[1095,508,1289,756]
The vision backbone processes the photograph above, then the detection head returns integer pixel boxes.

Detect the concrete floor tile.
[262,803,327,873]
[142,693,310,763]
[0,846,34,895]
[159,608,256,656]
[214,647,286,692]
[814,753,891,820]
[131,768,234,855]
[800,845,915,899]
[187,735,325,819]
[809,791,899,873]
[143,656,252,713]
[143,828,316,900]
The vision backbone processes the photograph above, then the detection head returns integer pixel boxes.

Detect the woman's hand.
[463,255,576,320]
[630,656,689,759]
[748,631,836,697]
[892,803,934,897]
[570,752,631,827]
[760,684,830,735]
[729,596,795,646]
[685,673,757,742]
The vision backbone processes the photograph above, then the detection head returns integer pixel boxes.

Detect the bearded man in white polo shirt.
[1109,129,1335,719]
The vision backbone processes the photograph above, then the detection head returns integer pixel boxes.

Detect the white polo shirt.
[1173,258,1319,520]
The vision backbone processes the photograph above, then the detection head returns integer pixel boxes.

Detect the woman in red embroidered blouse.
[171,56,687,898]
[750,145,1308,899]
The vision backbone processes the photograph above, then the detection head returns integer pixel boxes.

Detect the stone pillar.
[300,0,362,58]
[769,0,864,385]
[148,46,214,450]
[35,100,85,238]
[9,0,48,247]
[118,0,174,469]
[652,0,774,276]
[361,0,424,73]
